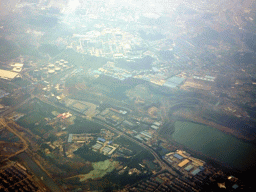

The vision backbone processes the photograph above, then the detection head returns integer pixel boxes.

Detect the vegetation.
[16,99,64,136]
[39,44,61,57]
[39,150,93,176]
[0,81,17,92]
[17,99,64,116]
[74,145,108,162]
[0,94,30,107]
[127,150,154,169]
[17,114,53,136]
[12,78,31,87]
[0,38,20,61]
[68,118,104,134]
[53,48,108,69]
[114,136,144,154]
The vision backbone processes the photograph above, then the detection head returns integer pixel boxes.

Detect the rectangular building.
[191,168,201,175]
[0,69,21,80]
[184,164,194,171]
[68,134,73,143]
[178,159,190,167]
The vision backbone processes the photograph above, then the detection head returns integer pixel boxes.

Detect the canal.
[171,121,256,171]
[17,152,62,192]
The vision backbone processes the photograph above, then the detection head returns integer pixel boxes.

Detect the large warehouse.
[0,69,21,80]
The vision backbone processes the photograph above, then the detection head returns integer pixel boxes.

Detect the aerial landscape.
[0,0,256,191]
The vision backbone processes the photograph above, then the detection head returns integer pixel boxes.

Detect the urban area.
[0,0,256,191]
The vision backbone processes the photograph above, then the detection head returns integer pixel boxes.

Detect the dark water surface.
[172,121,256,171]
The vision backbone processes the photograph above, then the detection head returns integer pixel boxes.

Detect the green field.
[16,99,64,136]
[17,99,64,116]
[67,117,104,134]
[17,113,53,136]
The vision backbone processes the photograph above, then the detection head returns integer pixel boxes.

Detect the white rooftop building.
[0,69,21,80]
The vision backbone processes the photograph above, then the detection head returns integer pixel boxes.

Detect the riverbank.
[173,109,255,142]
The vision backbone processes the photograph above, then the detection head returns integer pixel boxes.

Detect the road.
[0,95,33,117]
[0,83,180,178]
[92,119,179,176]
[37,97,179,176]
[0,117,28,162]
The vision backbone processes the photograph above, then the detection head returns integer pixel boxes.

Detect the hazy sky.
[0,0,19,16]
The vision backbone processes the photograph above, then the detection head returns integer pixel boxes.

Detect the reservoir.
[171,121,256,171]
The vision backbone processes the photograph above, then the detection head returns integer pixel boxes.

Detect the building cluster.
[91,137,118,156]
[126,153,243,191]
[67,133,94,144]
[193,75,216,82]
[95,108,127,127]
[163,76,185,88]
[0,162,43,192]
[92,61,132,81]
[125,171,201,192]
[164,150,205,177]
[57,112,72,120]
[43,59,71,75]
[94,106,162,145]
[65,129,121,158]
[74,28,140,59]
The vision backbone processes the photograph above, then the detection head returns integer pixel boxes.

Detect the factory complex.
[164,150,205,177]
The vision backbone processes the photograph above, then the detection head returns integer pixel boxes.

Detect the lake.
[171,121,256,171]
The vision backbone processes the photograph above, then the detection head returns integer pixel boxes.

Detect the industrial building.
[97,137,106,142]
[163,76,185,88]
[178,159,190,167]
[11,63,23,72]
[193,75,216,82]
[68,134,73,143]
[102,146,112,154]
[92,142,103,151]
[0,69,21,80]
[151,125,159,130]
[164,150,205,176]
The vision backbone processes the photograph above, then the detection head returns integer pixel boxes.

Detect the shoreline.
[172,111,255,144]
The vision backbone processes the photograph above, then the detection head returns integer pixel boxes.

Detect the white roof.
[12,67,22,72]
[11,63,24,67]
[0,69,20,80]
[154,122,161,126]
